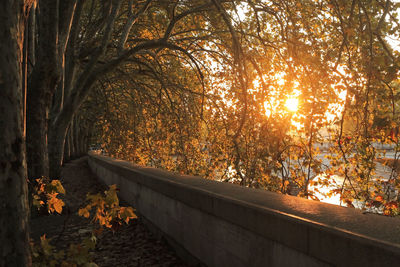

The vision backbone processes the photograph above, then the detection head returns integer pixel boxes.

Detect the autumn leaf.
[120,207,137,224]
[47,180,66,194]
[47,193,65,214]
[105,186,119,207]
[78,207,91,218]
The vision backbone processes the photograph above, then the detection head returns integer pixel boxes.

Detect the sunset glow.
[325,90,347,123]
[264,88,301,119]
[263,97,278,118]
[309,174,343,206]
[285,97,299,112]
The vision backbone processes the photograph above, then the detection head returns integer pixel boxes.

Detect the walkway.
[30,157,189,267]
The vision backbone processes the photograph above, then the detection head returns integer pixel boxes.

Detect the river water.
[308,150,398,209]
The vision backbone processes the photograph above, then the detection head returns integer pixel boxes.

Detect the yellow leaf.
[120,207,137,224]
[79,208,90,218]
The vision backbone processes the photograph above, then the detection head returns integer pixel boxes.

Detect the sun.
[285,97,299,112]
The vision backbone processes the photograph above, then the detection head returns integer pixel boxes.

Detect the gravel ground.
[30,157,189,267]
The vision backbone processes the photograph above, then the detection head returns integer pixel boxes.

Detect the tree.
[25,0,235,179]
[20,0,400,212]
[0,0,34,265]
[91,0,400,210]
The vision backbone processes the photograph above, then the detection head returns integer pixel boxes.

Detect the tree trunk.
[73,116,80,156]
[26,86,51,178]
[80,126,88,156]
[49,101,77,177]
[0,0,32,265]
[69,119,76,158]
[26,0,61,180]
[64,127,71,162]
[48,121,69,179]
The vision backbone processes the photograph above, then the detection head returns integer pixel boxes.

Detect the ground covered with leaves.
[30,157,189,267]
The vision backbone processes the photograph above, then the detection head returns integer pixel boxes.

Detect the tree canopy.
[78,0,400,213]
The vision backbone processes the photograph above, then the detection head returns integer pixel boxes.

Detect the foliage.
[32,183,136,266]
[82,0,400,215]
[32,178,65,214]
[31,234,97,267]
[78,184,137,230]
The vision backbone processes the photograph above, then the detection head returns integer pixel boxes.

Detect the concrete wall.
[88,152,400,267]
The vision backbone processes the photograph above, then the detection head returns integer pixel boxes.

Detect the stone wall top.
[89,152,400,265]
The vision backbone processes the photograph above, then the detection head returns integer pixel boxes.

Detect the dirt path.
[30,157,189,267]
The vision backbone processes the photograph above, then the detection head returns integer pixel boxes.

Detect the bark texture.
[26,0,61,179]
[0,0,32,265]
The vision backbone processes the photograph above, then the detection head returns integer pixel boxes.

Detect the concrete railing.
[88,152,400,267]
